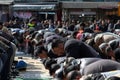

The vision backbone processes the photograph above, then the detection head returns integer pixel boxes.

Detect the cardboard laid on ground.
[14,52,52,80]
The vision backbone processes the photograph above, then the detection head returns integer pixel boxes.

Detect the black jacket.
[64,39,100,59]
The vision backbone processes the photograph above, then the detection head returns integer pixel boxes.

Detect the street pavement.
[14,52,52,79]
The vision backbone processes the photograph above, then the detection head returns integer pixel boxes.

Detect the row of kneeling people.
[41,57,120,80]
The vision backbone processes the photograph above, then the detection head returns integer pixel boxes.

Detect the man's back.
[64,39,99,58]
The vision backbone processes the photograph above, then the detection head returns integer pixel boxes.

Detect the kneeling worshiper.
[64,39,100,59]
[66,70,81,80]
[114,47,120,62]
[82,59,120,75]
[47,38,66,58]
[80,72,120,80]
[48,38,99,59]
[34,45,48,59]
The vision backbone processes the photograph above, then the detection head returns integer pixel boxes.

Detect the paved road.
[14,52,51,79]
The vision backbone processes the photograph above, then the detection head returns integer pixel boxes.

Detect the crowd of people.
[1,17,120,80]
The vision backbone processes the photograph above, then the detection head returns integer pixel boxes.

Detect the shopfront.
[62,2,118,21]
[12,4,60,21]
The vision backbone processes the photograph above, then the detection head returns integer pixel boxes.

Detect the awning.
[0,0,14,5]
[12,4,56,11]
[62,2,118,9]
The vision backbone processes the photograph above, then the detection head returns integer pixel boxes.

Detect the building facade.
[0,0,13,22]
[60,0,119,22]
[12,0,61,21]
[11,0,120,22]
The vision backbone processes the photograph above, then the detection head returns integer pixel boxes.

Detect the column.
[118,2,120,16]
